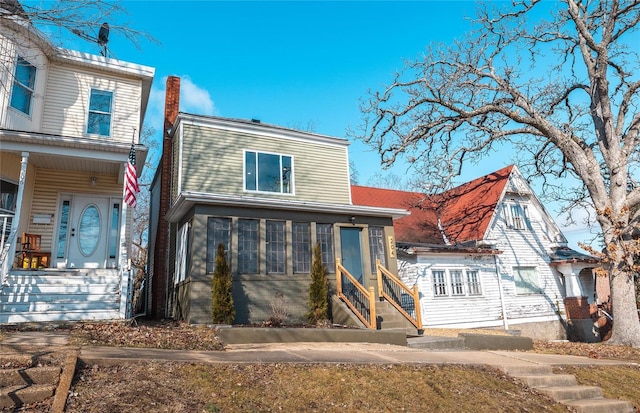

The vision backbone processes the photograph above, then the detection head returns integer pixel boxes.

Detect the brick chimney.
[150,76,180,319]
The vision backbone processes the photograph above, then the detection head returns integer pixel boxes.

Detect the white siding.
[399,253,506,328]
[488,194,567,322]
[0,27,48,132]
[41,64,142,141]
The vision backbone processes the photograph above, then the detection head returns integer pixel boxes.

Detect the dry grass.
[65,362,573,413]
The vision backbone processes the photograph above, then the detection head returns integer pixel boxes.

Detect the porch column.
[557,262,599,343]
[7,152,29,269]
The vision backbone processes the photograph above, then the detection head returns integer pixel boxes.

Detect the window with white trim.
[87,89,113,136]
[10,57,36,115]
[175,222,191,284]
[432,268,483,297]
[505,202,531,230]
[513,266,540,294]
[0,179,18,212]
[245,151,293,194]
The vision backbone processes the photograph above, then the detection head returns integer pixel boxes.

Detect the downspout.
[494,254,509,331]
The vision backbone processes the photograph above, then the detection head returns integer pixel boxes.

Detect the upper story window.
[10,57,36,115]
[245,151,293,194]
[505,202,531,230]
[87,89,113,136]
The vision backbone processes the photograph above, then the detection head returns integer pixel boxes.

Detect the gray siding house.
[149,77,416,329]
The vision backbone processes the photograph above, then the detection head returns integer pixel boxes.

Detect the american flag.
[124,144,140,208]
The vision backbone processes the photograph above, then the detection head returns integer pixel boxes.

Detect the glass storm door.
[340,227,364,285]
[66,196,110,268]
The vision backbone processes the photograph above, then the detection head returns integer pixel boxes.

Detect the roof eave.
[166,191,409,223]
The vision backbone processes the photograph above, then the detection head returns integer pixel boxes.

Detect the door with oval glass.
[66,196,110,268]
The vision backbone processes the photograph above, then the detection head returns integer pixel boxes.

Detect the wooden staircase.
[0,269,122,323]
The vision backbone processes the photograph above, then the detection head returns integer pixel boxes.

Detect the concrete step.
[502,364,553,375]
[0,366,61,386]
[407,336,465,350]
[535,384,603,402]
[512,373,577,387]
[0,383,57,409]
[565,397,635,413]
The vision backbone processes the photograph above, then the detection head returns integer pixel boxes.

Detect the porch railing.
[336,261,376,329]
[0,226,17,287]
[0,213,13,253]
[376,260,423,330]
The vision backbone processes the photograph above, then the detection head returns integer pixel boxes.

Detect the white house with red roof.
[352,165,601,341]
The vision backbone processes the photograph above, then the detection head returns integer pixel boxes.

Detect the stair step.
[565,397,635,413]
[501,364,553,375]
[535,385,603,402]
[1,309,121,323]
[0,384,57,409]
[0,366,61,387]
[514,373,577,387]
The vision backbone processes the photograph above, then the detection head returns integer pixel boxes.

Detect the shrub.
[306,243,329,324]
[211,243,235,324]
[265,292,288,327]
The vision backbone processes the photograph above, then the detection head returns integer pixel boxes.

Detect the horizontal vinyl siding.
[400,254,504,328]
[29,168,122,251]
[180,124,351,204]
[41,64,141,141]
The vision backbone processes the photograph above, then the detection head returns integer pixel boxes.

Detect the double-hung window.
[432,268,483,297]
[206,217,231,273]
[87,89,113,136]
[316,223,335,272]
[292,222,311,273]
[245,151,293,194]
[506,202,531,230]
[0,180,18,212]
[266,221,286,274]
[238,219,259,274]
[10,57,36,115]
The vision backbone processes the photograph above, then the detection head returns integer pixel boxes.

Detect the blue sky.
[43,0,596,248]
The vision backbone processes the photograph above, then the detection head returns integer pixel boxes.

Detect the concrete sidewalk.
[1,331,636,368]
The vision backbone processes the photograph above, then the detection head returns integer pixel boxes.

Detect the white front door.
[66,196,110,268]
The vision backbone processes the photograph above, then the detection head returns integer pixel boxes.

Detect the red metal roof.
[351,165,514,244]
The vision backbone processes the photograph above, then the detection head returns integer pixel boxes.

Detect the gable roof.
[352,165,514,245]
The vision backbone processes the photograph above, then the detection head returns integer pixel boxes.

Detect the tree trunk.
[608,267,640,347]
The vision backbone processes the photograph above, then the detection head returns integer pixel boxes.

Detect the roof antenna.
[97,22,109,57]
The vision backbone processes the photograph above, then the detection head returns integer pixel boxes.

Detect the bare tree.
[355,0,640,346]
[1,0,154,53]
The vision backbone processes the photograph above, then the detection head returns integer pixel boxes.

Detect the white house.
[0,3,155,323]
[352,165,601,341]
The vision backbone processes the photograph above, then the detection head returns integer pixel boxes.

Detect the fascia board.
[166,191,409,223]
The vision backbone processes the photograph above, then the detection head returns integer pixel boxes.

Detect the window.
[266,220,286,273]
[513,266,540,294]
[245,151,293,194]
[466,270,482,295]
[10,57,35,115]
[450,270,464,295]
[87,89,113,136]
[368,226,386,273]
[316,223,335,272]
[433,270,447,296]
[108,203,120,259]
[175,222,191,284]
[507,202,531,230]
[0,180,18,212]
[206,217,231,273]
[432,268,483,297]
[238,219,259,274]
[292,222,311,273]
[56,200,70,259]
